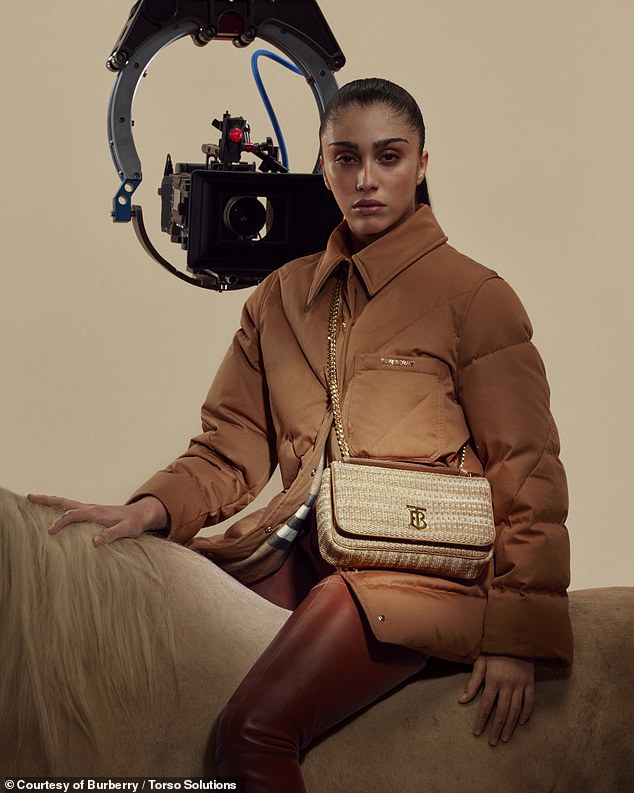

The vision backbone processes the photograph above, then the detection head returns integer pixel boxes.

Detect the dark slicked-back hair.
[319,78,426,153]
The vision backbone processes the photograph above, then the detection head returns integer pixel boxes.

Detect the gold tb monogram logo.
[407,505,428,530]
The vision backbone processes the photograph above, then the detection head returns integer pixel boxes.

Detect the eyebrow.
[327,137,411,150]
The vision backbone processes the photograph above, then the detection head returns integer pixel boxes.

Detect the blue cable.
[250,49,302,169]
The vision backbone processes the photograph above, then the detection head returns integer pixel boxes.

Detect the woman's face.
[320,102,428,251]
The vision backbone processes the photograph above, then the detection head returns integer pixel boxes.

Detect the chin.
[350,220,391,239]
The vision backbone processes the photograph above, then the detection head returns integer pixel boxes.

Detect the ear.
[416,150,429,186]
[320,155,332,191]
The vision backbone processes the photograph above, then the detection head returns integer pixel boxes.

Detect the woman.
[30,79,572,791]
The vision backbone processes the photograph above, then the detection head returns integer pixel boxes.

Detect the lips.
[352,200,385,215]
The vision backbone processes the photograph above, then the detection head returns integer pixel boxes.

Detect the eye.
[380,151,400,163]
[334,153,357,165]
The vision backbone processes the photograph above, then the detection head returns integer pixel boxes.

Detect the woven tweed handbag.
[315,274,496,580]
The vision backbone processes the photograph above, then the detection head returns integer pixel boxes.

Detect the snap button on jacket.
[131,206,573,665]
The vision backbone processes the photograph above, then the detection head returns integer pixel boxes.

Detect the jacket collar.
[306,204,448,307]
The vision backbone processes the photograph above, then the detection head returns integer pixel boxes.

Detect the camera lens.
[223,196,268,238]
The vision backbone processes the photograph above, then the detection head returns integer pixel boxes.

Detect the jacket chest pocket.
[344,353,462,461]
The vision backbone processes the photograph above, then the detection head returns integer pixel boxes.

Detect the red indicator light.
[229,127,244,143]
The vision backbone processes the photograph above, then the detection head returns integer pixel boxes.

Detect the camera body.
[159,112,342,290]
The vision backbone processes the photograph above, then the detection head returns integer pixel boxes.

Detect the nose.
[356,160,378,192]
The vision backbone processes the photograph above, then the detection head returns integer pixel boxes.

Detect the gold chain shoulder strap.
[327,274,350,458]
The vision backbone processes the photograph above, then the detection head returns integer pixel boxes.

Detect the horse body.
[1,486,632,791]
[0,487,288,777]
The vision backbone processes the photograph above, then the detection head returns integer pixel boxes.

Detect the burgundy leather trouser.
[215,556,427,792]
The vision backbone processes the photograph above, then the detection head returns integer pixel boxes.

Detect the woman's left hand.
[458,654,535,746]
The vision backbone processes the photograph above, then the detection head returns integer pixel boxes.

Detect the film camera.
[158,111,342,290]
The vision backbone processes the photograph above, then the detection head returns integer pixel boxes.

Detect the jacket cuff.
[127,470,209,545]
[481,587,573,664]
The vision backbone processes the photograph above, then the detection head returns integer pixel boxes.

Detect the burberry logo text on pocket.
[380,357,415,367]
[407,505,428,530]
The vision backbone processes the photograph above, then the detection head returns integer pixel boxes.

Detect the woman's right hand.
[27,493,168,546]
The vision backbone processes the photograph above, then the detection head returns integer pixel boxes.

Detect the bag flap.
[329,460,495,548]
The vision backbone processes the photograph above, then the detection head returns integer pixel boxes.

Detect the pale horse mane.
[0,486,182,766]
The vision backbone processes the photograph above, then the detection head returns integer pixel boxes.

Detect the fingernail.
[93,535,104,546]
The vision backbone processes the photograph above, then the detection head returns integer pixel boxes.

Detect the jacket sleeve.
[129,278,279,545]
[457,276,573,663]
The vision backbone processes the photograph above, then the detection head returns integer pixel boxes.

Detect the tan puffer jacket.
[131,205,573,665]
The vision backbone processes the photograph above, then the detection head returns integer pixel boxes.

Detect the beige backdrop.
[1,1,632,590]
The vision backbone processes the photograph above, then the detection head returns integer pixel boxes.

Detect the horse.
[1,485,632,791]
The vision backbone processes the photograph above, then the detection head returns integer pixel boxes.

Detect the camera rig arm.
[107,0,345,222]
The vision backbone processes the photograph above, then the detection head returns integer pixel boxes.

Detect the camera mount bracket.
[107,0,345,223]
